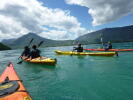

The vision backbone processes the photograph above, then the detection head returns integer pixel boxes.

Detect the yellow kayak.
[22,57,57,65]
[55,50,117,56]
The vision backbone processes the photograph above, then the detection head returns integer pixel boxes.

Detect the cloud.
[0,15,28,38]
[65,0,133,26]
[0,0,88,40]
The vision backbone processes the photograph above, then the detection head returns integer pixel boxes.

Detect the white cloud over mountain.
[0,0,88,40]
[66,0,133,26]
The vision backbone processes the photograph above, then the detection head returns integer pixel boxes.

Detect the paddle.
[70,48,76,56]
[18,38,34,60]
[100,34,104,49]
[115,51,119,57]
[17,41,44,64]
[28,38,34,47]
[38,41,44,47]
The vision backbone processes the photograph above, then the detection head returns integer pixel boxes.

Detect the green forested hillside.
[75,25,133,44]
[0,43,11,50]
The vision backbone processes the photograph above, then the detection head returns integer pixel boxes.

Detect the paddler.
[74,43,83,52]
[29,45,41,59]
[21,46,30,58]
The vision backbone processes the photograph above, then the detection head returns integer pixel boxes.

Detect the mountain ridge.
[2,32,74,49]
[75,25,133,44]
[1,25,133,49]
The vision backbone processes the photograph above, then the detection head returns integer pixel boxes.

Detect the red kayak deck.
[84,49,133,51]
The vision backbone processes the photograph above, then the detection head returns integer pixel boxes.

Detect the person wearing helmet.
[74,44,83,52]
[21,46,30,57]
[29,45,41,59]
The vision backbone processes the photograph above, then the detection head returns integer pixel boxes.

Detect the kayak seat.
[0,80,20,97]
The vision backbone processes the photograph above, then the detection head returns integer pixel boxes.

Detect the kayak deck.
[0,62,32,100]
[84,48,133,52]
[55,50,116,56]
[22,56,57,65]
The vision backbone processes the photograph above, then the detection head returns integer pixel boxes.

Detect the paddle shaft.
[100,34,104,49]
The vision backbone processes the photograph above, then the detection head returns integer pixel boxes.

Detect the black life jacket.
[30,49,41,59]
[75,47,83,52]
[22,49,30,57]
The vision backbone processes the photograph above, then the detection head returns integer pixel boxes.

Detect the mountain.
[2,25,133,49]
[2,38,16,46]
[0,43,11,51]
[2,32,73,49]
[75,25,133,44]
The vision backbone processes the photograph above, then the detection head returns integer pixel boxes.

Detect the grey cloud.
[55,21,78,30]
[0,4,43,33]
[66,0,133,26]
[0,20,20,34]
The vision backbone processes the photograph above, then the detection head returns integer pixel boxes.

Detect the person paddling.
[21,46,30,57]
[74,44,83,52]
[29,45,41,59]
[104,41,112,51]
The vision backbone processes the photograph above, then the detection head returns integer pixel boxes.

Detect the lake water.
[0,42,133,100]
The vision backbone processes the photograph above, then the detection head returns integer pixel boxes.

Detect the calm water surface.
[0,42,133,100]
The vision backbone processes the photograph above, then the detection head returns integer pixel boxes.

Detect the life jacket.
[75,47,83,52]
[22,49,30,57]
[30,49,40,59]
[108,44,112,49]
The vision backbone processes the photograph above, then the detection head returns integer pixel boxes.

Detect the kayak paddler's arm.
[18,51,24,60]
[73,47,77,50]
[17,57,30,64]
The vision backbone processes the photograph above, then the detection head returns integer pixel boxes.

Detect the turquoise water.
[0,42,133,100]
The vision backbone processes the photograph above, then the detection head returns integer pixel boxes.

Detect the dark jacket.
[104,43,112,50]
[29,49,41,59]
[74,47,83,52]
[21,49,30,57]
[108,44,112,49]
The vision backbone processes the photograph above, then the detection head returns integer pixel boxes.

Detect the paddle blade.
[17,60,23,64]
[115,51,119,57]
[38,41,44,47]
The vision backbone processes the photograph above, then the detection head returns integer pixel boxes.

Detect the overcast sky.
[0,0,133,40]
